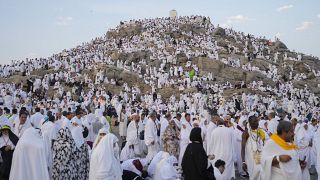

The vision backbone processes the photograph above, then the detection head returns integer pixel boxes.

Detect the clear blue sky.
[0,0,319,64]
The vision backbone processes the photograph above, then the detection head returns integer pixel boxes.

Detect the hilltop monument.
[170,9,177,18]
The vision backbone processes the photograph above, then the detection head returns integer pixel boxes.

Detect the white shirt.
[268,118,279,135]
[144,118,158,146]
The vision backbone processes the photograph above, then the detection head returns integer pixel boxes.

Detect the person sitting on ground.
[213,159,225,180]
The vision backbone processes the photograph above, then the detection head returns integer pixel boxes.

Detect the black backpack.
[82,125,89,138]
[139,130,145,140]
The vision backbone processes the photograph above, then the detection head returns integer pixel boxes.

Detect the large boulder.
[110,51,120,60]
[118,71,138,84]
[294,62,309,73]
[159,87,197,99]
[245,71,275,86]
[167,31,183,39]
[216,39,228,48]
[159,87,180,99]
[274,40,288,50]
[179,24,192,32]
[278,67,292,82]
[106,23,143,39]
[251,59,270,71]
[176,53,188,64]
[307,72,316,80]
[118,51,150,64]
[213,27,226,37]
[148,59,161,68]
[220,67,246,82]
[197,57,224,73]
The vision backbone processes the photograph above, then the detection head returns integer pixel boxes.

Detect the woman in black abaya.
[182,127,215,180]
[0,125,19,180]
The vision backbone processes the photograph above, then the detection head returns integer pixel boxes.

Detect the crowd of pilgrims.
[0,16,320,180]
[1,84,320,180]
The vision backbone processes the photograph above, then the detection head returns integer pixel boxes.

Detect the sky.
[0,0,319,64]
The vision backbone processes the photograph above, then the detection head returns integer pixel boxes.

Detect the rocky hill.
[1,16,320,100]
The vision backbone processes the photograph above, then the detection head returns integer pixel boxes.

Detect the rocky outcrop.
[212,27,226,37]
[273,40,288,51]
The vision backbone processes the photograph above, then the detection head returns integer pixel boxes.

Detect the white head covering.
[71,126,85,149]
[147,151,169,177]
[199,110,209,123]
[92,127,109,149]
[10,127,50,180]
[166,155,178,165]
[89,133,122,180]
[154,155,178,180]
[296,122,310,145]
[121,159,144,176]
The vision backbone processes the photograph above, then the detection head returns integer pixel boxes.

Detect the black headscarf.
[0,128,19,146]
[189,127,202,143]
